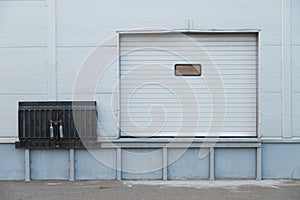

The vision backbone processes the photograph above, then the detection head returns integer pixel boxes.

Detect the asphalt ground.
[0,180,299,200]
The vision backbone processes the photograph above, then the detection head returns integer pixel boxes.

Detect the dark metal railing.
[15,101,98,149]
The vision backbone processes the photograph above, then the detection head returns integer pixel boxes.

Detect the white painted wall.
[0,0,298,140]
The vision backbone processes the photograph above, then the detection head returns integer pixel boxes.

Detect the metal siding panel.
[262,144,300,179]
[260,45,282,93]
[292,93,300,137]
[215,148,256,179]
[121,149,163,179]
[56,0,123,46]
[75,149,116,180]
[0,1,46,47]
[120,33,257,137]
[0,48,47,94]
[292,45,300,137]
[96,94,119,137]
[167,148,209,179]
[57,47,118,94]
[282,0,292,139]
[46,0,57,100]
[291,0,300,45]
[98,121,118,138]
[292,46,300,93]
[0,95,47,138]
[260,93,282,137]
[57,47,92,95]
[56,0,281,46]
[31,150,69,180]
[0,144,25,180]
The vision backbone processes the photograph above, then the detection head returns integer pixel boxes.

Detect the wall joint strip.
[256,147,262,180]
[209,147,215,181]
[163,147,168,180]
[116,148,122,180]
[69,149,75,181]
[25,149,30,181]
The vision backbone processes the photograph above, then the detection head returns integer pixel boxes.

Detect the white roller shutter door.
[119,32,258,137]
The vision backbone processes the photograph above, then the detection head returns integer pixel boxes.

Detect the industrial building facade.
[0,0,300,180]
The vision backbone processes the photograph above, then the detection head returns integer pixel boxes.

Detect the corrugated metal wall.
[120,33,257,137]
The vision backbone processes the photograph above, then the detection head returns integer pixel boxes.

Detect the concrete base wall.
[0,144,24,180]
[168,148,210,179]
[262,144,300,179]
[0,143,299,180]
[215,148,256,179]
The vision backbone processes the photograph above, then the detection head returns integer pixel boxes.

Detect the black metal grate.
[15,101,98,149]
